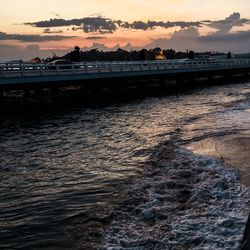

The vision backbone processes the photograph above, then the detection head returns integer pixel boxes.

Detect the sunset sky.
[0,0,250,60]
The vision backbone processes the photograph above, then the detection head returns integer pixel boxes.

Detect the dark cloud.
[82,17,117,33]
[86,36,106,40]
[25,18,72,27]
[81,42,119,51]
[72,27,82,31]
[25,17,118,33]
[171,26,199,39]
[130,21,149,30]
[197,13,250,44]
[146,26,200,51]
[43,28,63,34]
[117,21,131,29]
[146,24,250,53]
[81,42,139,52]
[0,44,68,61]
[148,13,250,49]
[125,20,202,30]
[0,31,75,42]
[25,17,203,33]
[147,21,202,29]
[0,44,23,61]
[198,30,250,42]
[1,12,248,58]
[52,12,60,17]
[207,12,250,35]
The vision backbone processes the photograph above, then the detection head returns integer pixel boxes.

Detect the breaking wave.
[68,140,250,249]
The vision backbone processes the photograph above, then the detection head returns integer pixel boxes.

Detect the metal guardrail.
[0,59,250,79]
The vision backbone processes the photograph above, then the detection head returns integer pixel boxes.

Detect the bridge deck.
[1,59,250,89]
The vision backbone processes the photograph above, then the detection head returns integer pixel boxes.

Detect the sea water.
[0,82,250,249]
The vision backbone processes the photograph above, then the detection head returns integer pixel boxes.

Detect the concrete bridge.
[0,59,250,91]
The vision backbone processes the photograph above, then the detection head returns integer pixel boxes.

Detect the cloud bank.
[25,16,203,33]
[1,12,250,60]
[24,13,250,36]
[0,32,75,42]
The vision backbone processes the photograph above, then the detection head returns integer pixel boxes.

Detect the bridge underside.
[0,67,250,96]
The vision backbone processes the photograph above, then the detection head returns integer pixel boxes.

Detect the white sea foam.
[97,144,250,250]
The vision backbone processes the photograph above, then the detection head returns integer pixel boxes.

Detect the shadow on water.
[0,86,187,132]
[1,77,249,122]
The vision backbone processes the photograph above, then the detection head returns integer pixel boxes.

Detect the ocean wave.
[67,140,250,249]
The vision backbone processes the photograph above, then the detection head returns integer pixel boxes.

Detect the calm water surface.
[1,82,250,249]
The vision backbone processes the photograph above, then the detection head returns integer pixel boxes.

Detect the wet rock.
[241,214,250,250]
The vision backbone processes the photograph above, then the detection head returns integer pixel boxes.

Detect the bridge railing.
[0,59,250,79]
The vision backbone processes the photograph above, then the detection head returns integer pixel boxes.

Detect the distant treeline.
[46,46,194,62]
[42,46,235,63]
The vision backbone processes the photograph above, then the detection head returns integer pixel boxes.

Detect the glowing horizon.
[0,0,250,60]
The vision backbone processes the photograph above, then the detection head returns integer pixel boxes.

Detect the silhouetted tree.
[139,49,149,60]
[58,47,220,62]
[69,46,81,62]
[163,49,176,59]
[227,52,232,59]
[188,50,195,59]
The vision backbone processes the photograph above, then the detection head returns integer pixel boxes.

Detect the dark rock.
[241,213,250,250]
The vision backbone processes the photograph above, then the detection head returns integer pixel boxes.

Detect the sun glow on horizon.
[0,0,250,59]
